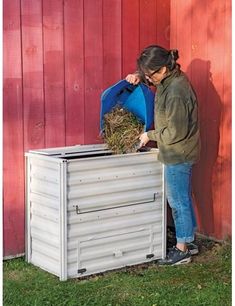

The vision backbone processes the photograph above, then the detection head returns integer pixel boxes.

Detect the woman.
[126,45,200,265]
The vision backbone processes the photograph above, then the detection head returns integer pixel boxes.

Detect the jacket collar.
[158,65,181,89]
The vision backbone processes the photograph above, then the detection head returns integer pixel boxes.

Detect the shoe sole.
[189,249,199,256]
[172,257,192,266]
[157,256,192,266]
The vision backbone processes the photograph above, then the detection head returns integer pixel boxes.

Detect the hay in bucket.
[102,105,144,154]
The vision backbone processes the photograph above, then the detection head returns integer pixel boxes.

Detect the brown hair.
[137,45,179,74]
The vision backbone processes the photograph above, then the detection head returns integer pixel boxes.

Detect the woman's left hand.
[139,132,150,147]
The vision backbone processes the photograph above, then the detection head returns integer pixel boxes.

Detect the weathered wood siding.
[171,0,231,239]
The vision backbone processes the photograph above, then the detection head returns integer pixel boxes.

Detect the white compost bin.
[25,144,166,281]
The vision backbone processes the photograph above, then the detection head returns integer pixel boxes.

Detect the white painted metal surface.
[26,156,61,276]
[25,144,166,280]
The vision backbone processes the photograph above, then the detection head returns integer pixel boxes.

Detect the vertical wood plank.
[189,0,216,235]
[122,0,140,76]
[206,0,226,238]
[84,0,103,144]
[220,0,231,237]
[21,0,44,151]
[173,0,192,75]
[103,0,122,88]
[156,0,170,48]
[64,0,85,146]
[170,0,177,48]
[43,0,65,147]
[3,0,24,256]
[139,0,157,50]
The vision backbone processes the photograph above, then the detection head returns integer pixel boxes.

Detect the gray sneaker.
[187,242,199,255]
[157,246,192,266]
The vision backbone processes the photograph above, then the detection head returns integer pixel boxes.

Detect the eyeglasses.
[144,69,161,79]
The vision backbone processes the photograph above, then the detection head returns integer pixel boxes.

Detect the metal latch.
[75,205,80,214]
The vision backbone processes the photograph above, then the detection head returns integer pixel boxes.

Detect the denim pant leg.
[165,163,197,243]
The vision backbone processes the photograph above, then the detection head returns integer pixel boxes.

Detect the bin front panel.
[67,201,163,278]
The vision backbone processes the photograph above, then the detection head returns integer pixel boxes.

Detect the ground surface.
[3,232,231,306]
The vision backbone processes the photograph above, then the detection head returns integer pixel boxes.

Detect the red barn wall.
[3,0,170,257]
[4,0,232,258]
[170,0,232,239]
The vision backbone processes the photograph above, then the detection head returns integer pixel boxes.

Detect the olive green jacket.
[147,67,200,164]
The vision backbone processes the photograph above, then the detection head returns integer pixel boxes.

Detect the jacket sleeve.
[147,129,158,141]
[147,96,189,145]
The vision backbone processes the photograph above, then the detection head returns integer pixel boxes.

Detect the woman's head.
[137,45,179,85]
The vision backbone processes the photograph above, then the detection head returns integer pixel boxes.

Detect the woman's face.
[144,66,167,86]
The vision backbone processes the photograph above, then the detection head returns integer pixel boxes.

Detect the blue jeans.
[165,162,197,244]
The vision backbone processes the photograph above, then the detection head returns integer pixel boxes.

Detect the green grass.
[3,240,231,306]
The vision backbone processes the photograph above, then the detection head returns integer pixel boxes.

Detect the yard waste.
[102,105,144,154]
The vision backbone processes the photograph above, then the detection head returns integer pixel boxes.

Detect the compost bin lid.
[100,79,154,132]
[27,144,112,158]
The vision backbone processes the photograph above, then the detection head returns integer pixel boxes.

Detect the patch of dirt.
[192,238,226,264]
[4,270,24,281]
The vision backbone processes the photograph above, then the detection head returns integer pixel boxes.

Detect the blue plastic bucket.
[100,80,154,132]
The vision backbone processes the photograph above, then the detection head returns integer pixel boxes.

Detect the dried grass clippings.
[102,105,144,154]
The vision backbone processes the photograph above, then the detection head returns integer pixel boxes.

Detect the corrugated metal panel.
[26,155,61,276]
[67,151,161,213]
[66,150,164,278]
[30,227,59,247]
[65,147,162,215]
[31,253,60,277]
[68,191,162,216]
[29,193,60,210]
[68,205,162,238]
[67,151,159,171]
[28,157,61,199]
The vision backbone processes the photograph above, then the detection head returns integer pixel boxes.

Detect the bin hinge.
[77,268,87,274]
[146,253,154,259]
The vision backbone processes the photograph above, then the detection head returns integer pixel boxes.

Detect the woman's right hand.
[125,73,141,85]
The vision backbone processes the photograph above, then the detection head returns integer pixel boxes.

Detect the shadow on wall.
[186,59,222,237]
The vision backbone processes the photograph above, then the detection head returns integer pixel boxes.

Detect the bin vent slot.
[77,268,87,274]
[59,150,113,159]
[146,253,154,259]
